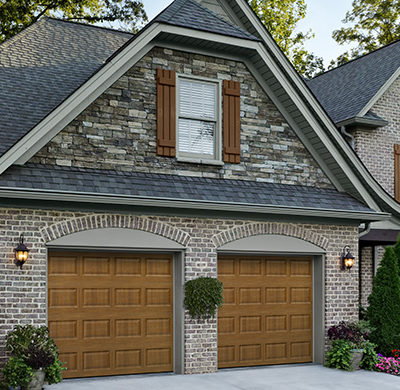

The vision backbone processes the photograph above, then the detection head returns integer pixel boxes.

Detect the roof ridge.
[155,0,254,39]
[311,38,400,80]
[183,0,253,37]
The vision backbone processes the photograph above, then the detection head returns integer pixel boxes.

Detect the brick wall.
[0,207,359,373]
[360,247,373,308]
[29,47,332,188]
[353,76,400,196]
[360,245,387,308]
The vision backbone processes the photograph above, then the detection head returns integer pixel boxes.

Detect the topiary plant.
[367,247,400,356]
[184,277,223,319]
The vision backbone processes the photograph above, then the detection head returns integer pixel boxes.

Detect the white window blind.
[178,78,218,159]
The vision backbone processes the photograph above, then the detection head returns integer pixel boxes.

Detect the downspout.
[359,222,371,237]
[341,126,355,149]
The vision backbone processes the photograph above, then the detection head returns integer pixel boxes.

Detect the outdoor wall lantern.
[14,234,30,269]
[341,245,355,271]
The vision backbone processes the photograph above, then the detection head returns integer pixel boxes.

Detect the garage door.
[48,252,173,378]
[218,255,312,368]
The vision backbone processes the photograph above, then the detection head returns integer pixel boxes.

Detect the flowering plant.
[375,354,400,375]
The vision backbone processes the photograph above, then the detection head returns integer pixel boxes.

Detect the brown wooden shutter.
[157,69,176,157]
[395,144,400,201]
[223,80,241,163]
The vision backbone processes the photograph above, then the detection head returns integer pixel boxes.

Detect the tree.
[367,246,400,355]
[331,0,400,67]
[249,0,325,78]
[0,0,147,43]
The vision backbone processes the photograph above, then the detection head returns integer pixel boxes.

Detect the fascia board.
[0,23,162,172]
[232,0,400,213]
[336,117,388,128]
[358,66,400,117]
[0,187,390,222]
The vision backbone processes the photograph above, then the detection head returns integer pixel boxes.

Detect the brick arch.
[212,222,329,250]
[40,214,191,246]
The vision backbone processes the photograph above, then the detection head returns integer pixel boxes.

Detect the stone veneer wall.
[29,47,332,188]
[353,76,400,196]
[0,207,359,373]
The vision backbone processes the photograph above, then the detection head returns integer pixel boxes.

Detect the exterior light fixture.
[14,234,29,269]
[341,245,355,271]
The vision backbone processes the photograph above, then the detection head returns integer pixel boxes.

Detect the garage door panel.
[218,255,312,368]
[48,252,173,378]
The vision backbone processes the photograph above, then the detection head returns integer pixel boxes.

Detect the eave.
[0,187,389,223]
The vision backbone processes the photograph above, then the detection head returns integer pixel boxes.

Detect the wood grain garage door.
[48,252,173,378]
[218,255,312,368]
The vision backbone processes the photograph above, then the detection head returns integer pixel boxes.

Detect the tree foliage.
[0,0,147,43]
[367,246,400,356]
[249,0,324,78]
[331,0,400,67]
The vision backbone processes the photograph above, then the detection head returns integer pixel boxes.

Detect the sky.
[141,0,355,66]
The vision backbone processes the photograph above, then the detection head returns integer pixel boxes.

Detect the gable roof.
[307,39,400,124]
[154,0,258,41]
[0,0,399,221]
[0,17,131,157]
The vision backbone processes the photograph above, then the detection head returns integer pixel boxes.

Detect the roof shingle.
[0,18,132,157]
[307,39,400,124]
[0,164,374,213]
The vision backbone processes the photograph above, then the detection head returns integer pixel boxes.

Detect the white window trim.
[176,73,222,165]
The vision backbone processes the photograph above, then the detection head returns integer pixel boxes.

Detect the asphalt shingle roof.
[154,0,258,41]
[0,17,132,157]
[0,164,373,213]
[307,39,400,124]
[0,2,258,159]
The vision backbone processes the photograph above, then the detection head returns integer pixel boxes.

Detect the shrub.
[2,357,33,388]
[6,324,58,360]
[360,340,378,370]
[327,321,364,346]
[367,247,400,355]
[25,343,55,370]
[5,324,65,385]
[375,354,400,376]
[325,340,353,371]
[45,358,66,385]
[184,277,223,319]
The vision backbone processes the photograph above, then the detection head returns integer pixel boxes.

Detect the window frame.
[176,73,222,165]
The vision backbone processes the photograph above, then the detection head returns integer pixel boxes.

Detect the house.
[0,0,398,378]
[308,40,400,308]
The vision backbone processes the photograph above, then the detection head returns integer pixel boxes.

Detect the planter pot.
[350,349,364,370]
[27,369,45,390]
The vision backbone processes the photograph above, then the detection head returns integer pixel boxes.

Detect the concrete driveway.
[45,364,400,390]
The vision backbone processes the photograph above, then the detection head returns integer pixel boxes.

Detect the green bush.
[2,357,33,388]
[184,277,223,319]
[360,340,378,370]
[367,247,400,355]
[6,324,58,360]
[5,324,64,385]
[45,358,66,385]
[325,340,353,371]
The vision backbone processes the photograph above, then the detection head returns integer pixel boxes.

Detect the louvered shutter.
[395,145,400,201]
[223,80,241,163]
[157,69,176,156]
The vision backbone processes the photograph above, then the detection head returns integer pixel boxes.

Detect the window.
[176,76,221,163]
